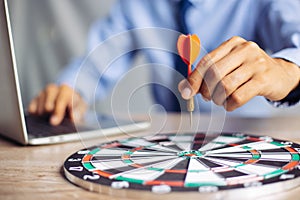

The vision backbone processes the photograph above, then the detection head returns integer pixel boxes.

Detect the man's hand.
[28,84,87,126]
[178,36,300,111]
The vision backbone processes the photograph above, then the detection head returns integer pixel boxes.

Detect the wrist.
[269,58,300,106]
[276,58,300,93]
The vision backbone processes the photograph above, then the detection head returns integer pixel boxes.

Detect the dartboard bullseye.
[64,132,300,196]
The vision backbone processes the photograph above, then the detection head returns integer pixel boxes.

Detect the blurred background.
[7,0,300,116]
[8,0,153,114]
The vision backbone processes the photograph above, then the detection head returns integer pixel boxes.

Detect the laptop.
[0,0,150,145]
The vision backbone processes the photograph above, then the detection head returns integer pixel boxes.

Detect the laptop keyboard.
[25,115,78,138]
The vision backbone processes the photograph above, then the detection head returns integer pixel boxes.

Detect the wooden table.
[0,113,300,200]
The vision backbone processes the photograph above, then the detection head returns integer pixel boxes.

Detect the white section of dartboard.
[93,148,127,156]
[91,159,129,170]
[226,174,257,182]
[199,135,246,151]
[130,151,177,157]
[110,158,182,181]
[203,157,243,167]
[187,158,210,171]
[235,164,278,176]
[131,155,178,165]
[184,158,225,185]
[242,142,286,149]
[206,152,252,159]
[174,142,193,151]
[122,138,178,153]
[148,144,179,153]
[91,158,126,162]
[260,153,292,161]
[170,134,197,150]
[130,156,178,163]
[208,141,283,154]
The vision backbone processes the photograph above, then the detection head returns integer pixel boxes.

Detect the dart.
[177,34,201,127]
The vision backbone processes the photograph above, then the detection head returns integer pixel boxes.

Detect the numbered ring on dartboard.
[64,132,300,197]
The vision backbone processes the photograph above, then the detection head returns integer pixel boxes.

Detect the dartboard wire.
[90,158,129,163]
[89,155,179,164]
[128,152,178,157]
[90,145,179,157]
[133,147,179,153]
[159,135,258,187]
[203,153,297,174]
[108,157,184,181]
[88,155,180,173]
[186,153,290,182]
[185,157,266,186]
[184,158,227,187]
[119,138,179,153]
[207,151,298,163]
[122,155,179,166]
[147,133,205,152]
[144,160,191,187]
[210,150,300,183]
[82,144,180,174]
[133,144,179,153]
[205,140,291,155]
[207,150,287,156]
[183,157,266,187]
[83,157,178,180]
[198,134,248,152]
[170,139,196,151]
[203,155,290,181]
[202,145,300,174]
[199,134,293,154]
[168,134,195,151]
[258,153,294,162]
[156,141,187,152]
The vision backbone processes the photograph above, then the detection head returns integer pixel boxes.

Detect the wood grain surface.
[0,113,299,200]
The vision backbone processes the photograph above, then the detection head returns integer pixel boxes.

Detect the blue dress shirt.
[57,0,300,116]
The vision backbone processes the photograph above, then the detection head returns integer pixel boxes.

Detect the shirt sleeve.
[256,0,300,107]
[56,0,135,104]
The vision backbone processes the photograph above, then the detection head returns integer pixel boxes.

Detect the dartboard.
[64,132,300,196]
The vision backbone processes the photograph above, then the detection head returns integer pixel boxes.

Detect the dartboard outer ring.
[63,132,300,199]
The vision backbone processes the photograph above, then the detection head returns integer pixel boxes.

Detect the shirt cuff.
[268,48,300,107]
[272,48,300,68]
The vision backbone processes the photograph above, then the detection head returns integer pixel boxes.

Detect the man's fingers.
[200,43,249,100]
[178,79,192,100]
[212,63,254,106]
[37,91,46,115]
[200,36,247,67]
[28,98,38,114]
[50,85,72,126]
[44,84,59,112]
[188,36,247,96]
[224,79,261,111]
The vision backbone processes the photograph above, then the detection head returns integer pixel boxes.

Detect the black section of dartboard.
[63,132,300,192]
